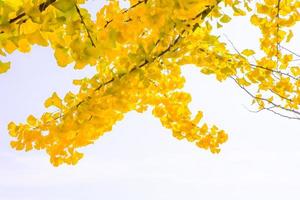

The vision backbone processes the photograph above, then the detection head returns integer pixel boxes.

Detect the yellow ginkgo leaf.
[286,30,293,43]
[0,60,10,74]
[53,0,75,12]
[4,40,17,54]
[8,122,17,137]
[18,39,31,53]
[241,49,255,56]
[3,0,23,9]
[44,92,63,109]
[27,115,38,126]
[54,47,72,67]
[192,111,203,124]
[250,14,260,25]
[220,14,232,23]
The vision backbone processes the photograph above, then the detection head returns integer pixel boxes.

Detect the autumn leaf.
[0,61,10,74]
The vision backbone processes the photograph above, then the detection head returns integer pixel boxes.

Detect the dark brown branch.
[9,13,26,24]
[93,35,182,93]
[104,20,113,28]
[22,0,222,131]
[122,0,146,14]
[80,3,219,102]
[192,0,221,20]
[74,4,96,47]
[2,0,144,34]
[0,0,57,34]
[276,0,281,68]
[9,0,56,24]
[39,0,57,12]
[270,89,293,102]
[34,33,182,128]
[58,2,219,115]
[28,2,218,130]
[104,0,147,28]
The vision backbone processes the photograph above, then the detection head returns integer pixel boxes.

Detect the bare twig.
[266,107,300,120]
[279,45,300,58]
[230,76,300,120]
[249,63,299,81]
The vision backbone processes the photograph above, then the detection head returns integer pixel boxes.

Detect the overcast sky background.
[0,1,300,200]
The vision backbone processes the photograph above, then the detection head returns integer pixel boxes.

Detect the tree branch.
[279,45,300,58]
[249,63,299,81]
[74,4,96,47]
[9,0,57,24]
[30,2,218,129]
[0,0,57,34]
[230,76,300,120]
[276,0,281,68]
[104,0,147,28]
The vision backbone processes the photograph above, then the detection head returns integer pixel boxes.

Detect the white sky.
[0,1,299,200]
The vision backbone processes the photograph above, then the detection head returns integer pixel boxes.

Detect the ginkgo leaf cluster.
[0,0,299,166]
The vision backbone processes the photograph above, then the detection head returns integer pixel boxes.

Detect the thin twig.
[122,0,146,13]
[250,63,299,81]
[270,89,293,102]
[74,4,96,47]
[230,76,300,120]
[104,0,147,28]
[266,107,300,120]
[223,34,243,57]
[279,45,300,58]
[276,0,281,69]
[243,105,276,113]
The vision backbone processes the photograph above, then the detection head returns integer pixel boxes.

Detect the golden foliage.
[0,0,299,166]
